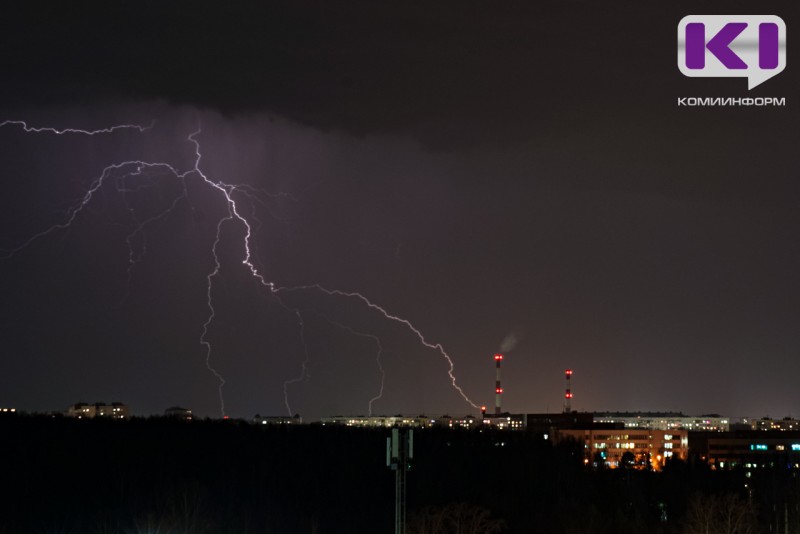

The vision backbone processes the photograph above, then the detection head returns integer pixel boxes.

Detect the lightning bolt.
[0,119,154,135]
[316,314,386,416]
[117,167,191,306]
[281,310,387,416]
[0,121,234,414]
[282,311,311,416]
[0,118,479,417]
[274,285,478,409]
[184,132,479,413]
[0,159,185,261]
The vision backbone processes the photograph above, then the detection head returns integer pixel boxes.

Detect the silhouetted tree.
[408,503,505,534]
[682,493,758,534]
[620,451,635,469]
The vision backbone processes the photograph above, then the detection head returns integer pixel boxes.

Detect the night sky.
[1,1,798,421]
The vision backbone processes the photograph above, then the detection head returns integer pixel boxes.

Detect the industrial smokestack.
[564,369,573,413]
[494,353,503,415]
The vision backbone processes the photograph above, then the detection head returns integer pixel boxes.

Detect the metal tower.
[387,428,413,534]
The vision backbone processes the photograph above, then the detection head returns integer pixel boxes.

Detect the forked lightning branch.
[0,120,478,417]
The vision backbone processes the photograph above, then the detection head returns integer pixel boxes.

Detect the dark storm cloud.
[2,0,560,148]
[5,0,795,150]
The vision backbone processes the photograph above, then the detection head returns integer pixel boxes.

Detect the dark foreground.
[0,415,798,533]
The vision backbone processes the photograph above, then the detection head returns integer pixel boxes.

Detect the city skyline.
[1,1,799,421]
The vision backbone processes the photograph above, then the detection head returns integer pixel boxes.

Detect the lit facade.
[691,431,800,469]
[254,414,302,425]
[555,428,689,470]
[593,412,729,431]
[321,415,434,428]
[66,402,129,419]
[746,417,800,431]
[479,412,594,431]
[440,415,481,429]
[481,413,526,430]
[165,406,193,420]
[320,415,479,428]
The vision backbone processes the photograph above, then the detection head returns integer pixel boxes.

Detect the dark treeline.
[1,415,798,533]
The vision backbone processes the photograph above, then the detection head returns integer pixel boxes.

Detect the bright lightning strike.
[185,131,478,411]
[0,121,233,414]
[0,117,479,417]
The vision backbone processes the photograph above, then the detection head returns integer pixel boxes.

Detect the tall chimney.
[494,353,503,415]
[564,369,573,413]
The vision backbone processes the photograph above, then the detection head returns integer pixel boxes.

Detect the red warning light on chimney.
[494,354,503,361]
